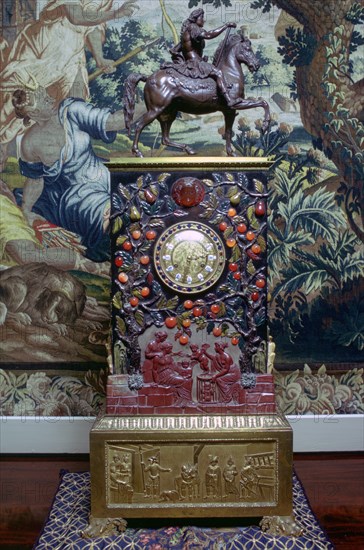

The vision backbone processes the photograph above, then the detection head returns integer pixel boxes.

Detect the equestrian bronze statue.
[123,9,271,157]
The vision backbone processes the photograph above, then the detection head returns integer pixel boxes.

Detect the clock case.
[88,158,293,534]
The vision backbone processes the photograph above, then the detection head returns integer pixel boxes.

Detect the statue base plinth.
[106,374,276,415]
[90,413,292,522]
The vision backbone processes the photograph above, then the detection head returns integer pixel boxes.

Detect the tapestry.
[33,470,334,549]
[0,0,363,416]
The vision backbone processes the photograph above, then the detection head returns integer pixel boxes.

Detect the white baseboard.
[1,414,363,454]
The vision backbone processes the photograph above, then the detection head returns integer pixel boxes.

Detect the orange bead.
[179,335,189,345]
[182,319,191,328]
[210,304,220,314]
[129,296,139,307]
[237,223,247,234]
[231,336,239,346]
[118,272,128,283]
[228,207,237,217]
[219,221,228,231]
[122,241,132,251]
[226,237,236,248]
[132,229,141,240]
[140,287,150,297]
[251,243,261,254]
[246,231,255,241]
[256,278,266,288]
[140,255,150,265]
[165,317,177,328]
[213,326,222,337]
[193,307,202,317]
[146,230,157,240]
[184,300,194,309]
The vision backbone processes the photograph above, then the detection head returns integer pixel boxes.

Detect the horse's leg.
[132,108,164,157]
[159,114,196,155]
[223,110,238,157]
[233,98,271,133]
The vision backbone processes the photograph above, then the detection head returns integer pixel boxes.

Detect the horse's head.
[213,34,260,73]
[236,37,260,73]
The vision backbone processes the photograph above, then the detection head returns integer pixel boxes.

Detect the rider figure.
[169,9,238,107]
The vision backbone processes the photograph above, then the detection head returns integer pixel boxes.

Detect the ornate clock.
[88,158,293,534]
[154,221,226,293]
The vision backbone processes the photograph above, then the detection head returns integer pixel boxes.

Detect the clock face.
[154,221,226,293]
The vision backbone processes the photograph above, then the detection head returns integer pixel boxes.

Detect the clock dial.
[154,222,226,293]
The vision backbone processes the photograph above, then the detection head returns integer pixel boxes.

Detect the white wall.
[1,414,363,453]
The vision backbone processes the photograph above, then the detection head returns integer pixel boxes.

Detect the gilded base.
[260,514,303,537]
[90,413,293,521]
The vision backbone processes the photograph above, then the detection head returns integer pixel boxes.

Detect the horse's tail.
[123,73,148,135]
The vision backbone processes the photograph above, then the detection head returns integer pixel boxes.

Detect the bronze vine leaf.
[112,216,123,235]
[113,292,122,310]
[116,316,126,336]
[134,310,145,327]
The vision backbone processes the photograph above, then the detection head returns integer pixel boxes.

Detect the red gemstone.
[256,278,266,288]
[251,292,259,302]
[123,241,132,251]
[144,189,157,204]
[228,263,238,272]
[193,307,203,317]
[237,223,247,234]
[146,230,157,240]
[114,256,123,267]
[171,177,205,207]
[255,201,266,217]
[165,317,177,328]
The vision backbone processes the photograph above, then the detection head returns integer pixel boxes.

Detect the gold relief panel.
[90,414,292,520]
[106,441,277,508]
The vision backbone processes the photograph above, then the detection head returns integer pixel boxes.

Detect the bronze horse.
[123,33,271,157]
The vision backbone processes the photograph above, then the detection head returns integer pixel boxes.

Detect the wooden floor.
[0,452,363,549]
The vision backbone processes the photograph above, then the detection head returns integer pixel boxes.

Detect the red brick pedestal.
[106,374,276,415]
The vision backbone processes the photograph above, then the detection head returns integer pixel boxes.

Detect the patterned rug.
[33,471,333,549]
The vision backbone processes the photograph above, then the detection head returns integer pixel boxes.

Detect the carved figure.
[175,463,200,500]
[142,455,171,499]
[145,331,169,380]
[150,341,193,405]
[109,453,133,502]
[205,342,241,403]
[190,343,211,372]
[204,455,222,500]
[159,490,180,502]
[168,9,238,107]
[239,457,258,499]
[267,336,276,373]
[124,20,270,157]
[223,457,239,498]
